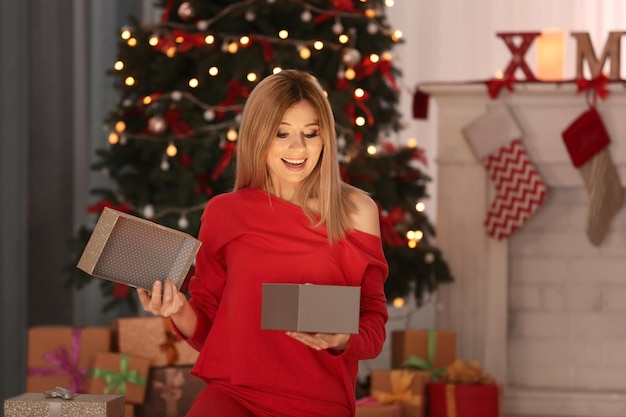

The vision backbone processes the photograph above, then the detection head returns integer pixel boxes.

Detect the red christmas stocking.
[463,105,547,239]
[562,107,624,246]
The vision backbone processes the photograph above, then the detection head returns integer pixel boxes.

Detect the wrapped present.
[428,359,501,417]
[26,326,112,393]
[391,329,456,370]
[124,404,134,417]
[4,387,124,417]
[137,366,206,417]
[116,317,199,367]
[370,369,429,417]
[86,352,150,405]
[355,396,400,417]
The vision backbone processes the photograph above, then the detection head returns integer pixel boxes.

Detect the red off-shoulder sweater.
[180,187,388,416]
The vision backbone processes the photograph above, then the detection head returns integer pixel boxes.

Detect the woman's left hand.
[286,331,351,351]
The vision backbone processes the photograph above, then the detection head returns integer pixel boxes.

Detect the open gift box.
[77,207,201,292]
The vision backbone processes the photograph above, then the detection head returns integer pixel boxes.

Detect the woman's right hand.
[137,279,188,318]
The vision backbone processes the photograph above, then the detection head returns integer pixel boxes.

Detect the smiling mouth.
[282,158,306,168]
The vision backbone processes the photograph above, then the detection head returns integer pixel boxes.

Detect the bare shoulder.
[348,190,381,237]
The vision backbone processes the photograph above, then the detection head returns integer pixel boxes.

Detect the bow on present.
[44,387,76,400]
[401,330,446,381]
[443,359,494,385]
[371,370,423,407]
[27,328,87,393]
[89,354,147,395]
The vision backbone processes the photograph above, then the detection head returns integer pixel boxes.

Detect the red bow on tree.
[165,109,194,137]
[355,58,399,91]
[313,0,361,23]
[378,206,406,247]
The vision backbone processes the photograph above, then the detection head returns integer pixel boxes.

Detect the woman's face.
[266,100,323,191]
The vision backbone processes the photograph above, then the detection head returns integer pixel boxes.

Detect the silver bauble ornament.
[148,116,167,134]
[178,2,195,20]
[342,48,362,66]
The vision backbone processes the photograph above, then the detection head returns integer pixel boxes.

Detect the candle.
[536,29,565,81]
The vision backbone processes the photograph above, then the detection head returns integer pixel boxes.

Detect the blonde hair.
[234,69,360,243]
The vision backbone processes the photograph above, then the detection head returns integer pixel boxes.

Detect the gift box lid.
[77,207,201,292]
[4,391,125,417]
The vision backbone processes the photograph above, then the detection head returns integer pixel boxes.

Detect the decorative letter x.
[496,32,541,81]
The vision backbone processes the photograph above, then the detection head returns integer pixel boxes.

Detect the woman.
[138,69,388,417]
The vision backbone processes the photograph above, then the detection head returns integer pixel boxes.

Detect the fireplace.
[421,81,626,416]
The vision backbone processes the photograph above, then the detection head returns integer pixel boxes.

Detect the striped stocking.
[463,105,547,239]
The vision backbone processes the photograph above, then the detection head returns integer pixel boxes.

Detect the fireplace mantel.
[421,81,626,416]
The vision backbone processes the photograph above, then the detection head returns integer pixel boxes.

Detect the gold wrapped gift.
[370,369,429,417]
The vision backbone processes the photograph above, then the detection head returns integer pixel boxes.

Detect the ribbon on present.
[371,370,423,408]
[44,387,76,417]
[443,359,494,385]
[160,319,180,365]
[27,328,88,393]
[153,368,185,417]
[401,329,446,381]
[89,354,147,395]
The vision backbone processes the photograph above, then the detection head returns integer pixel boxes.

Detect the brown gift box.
[391,330,456,370]
[86,352,150,405]
[137,366,206,417]
[370,369,430,417]
[26,326,112,393]
[116,317,199,367]
[4,392,124,417]
[261,283,360,334]
[124,404,134,417]
[77,207,201,292]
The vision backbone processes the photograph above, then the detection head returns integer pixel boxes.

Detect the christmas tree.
[66,0,454,312]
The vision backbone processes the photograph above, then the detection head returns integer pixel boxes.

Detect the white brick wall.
[508,187,626,391]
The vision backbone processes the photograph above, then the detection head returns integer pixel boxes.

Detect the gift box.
[116,317,199,367]
[427,383,500,417]
[428,359,500,417]
[391,330,456,370]
[86,352,150,405]
[124,404,134,417]
[4,388,124,417]
[370,369,430,417]
[26,326,112,393]
[261,283,360,334]
[77,207,201,292]
[355,396,400,417]
[136,366,206,417]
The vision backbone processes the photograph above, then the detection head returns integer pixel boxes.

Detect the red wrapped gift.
[428,359,500,417]
[428,383,500,417]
